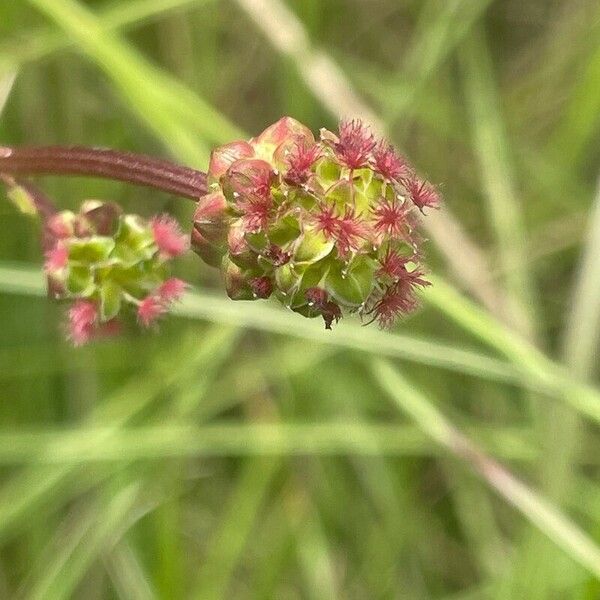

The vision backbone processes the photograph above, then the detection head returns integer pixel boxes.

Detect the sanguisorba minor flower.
[1,115,440,342]
[192,117,440,329]
[44,200,187,344]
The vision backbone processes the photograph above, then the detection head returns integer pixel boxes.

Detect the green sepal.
[274,262,300,296]
[68,236,115,264]
[293,229,334,264]
[268,215,301,246]
[99,280,122,321]
[222,256,258,301]
[325,256,375,307]
[245,231,269,253]
[115,215,155,254]
[66,265,95,297]
[325,180,352,209]
[315,157,341,186]
[291,303,322,319]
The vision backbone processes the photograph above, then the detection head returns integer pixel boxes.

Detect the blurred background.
[1,0,600,598]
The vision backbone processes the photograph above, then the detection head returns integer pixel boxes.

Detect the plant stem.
[0,145,208,200]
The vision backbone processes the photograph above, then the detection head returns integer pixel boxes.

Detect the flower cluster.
[44,201,188,344]
[192,117,439,329]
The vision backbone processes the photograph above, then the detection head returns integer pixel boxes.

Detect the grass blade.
[371,360,600,580]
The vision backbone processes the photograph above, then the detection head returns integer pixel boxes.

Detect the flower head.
[45,202,190,344]
[193,116,440,330]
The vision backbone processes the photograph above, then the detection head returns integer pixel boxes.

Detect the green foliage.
[1,0,600,598]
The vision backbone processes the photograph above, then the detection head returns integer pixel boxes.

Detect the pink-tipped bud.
[151,215,189,258]
[193,192,228,244]
[47,212,75,239]
[68,300,98,346]
[138,295,167,328]
[253,116,314,156]
[44,244,68,273]
[158,278,187,303]
[208,141,255,182]
[224,159,274,201]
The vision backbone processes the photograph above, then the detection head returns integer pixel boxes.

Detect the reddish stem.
[0,145,208,200]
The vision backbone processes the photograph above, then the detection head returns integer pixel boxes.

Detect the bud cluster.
[44,200,188,344]
[192,117,439,329]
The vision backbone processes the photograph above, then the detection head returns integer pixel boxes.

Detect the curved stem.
[0,146,208,200]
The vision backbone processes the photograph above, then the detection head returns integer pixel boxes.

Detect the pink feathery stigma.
[138,294,167,327]
[336,207,369,256]
[68,300,98,346]
[372,140,409,181]
[377,250,410,280]
[285,140,322,184]
[314,205,368,256]
[151,215,189,258]
[334,119,376,169]
[44,244,68,273]
[404,176,440,213]
[400,266,431,290]
[373,198,410,239]
[238,193,273,232]
[373,265,431,328]
[313,202,339,241]
[158,278,188,303]
[374,284,417,328]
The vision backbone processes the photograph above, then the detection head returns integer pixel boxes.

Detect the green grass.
[1,0,600,597]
